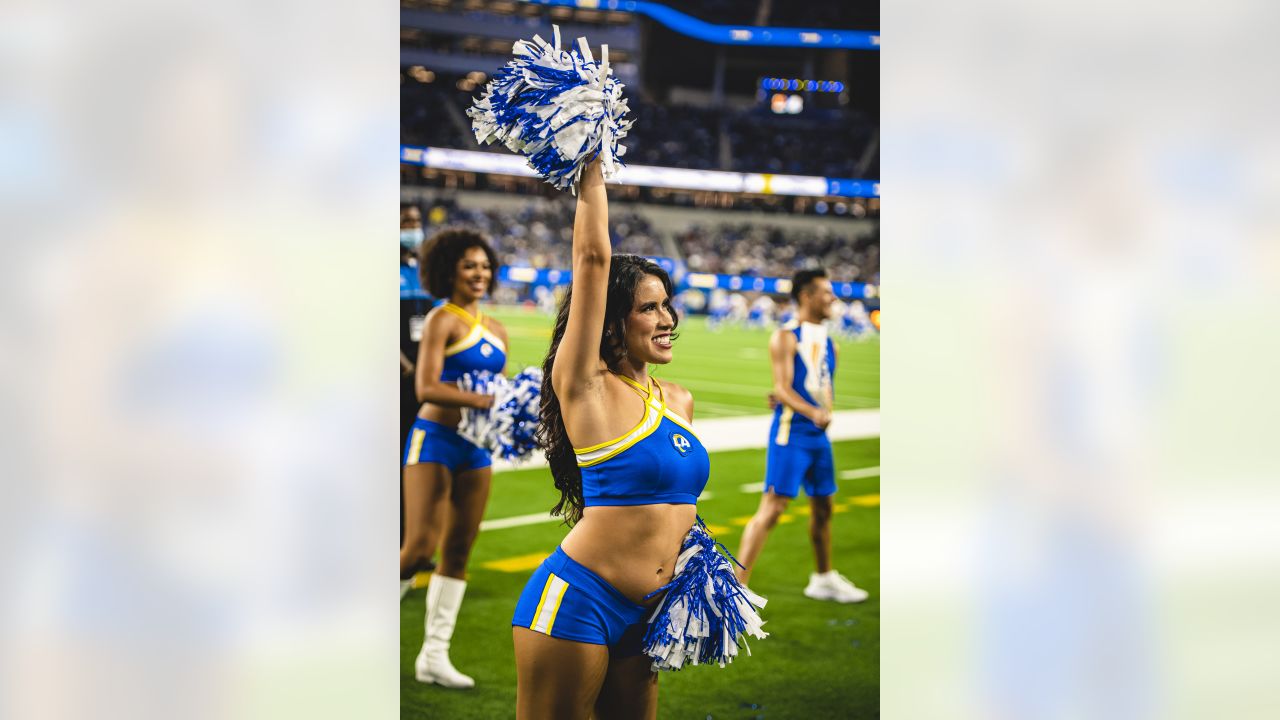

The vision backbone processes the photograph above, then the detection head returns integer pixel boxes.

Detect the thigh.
[447,466,492,535]
[402,462,451,530]
[514,627,609,720]
[595,652,658,720]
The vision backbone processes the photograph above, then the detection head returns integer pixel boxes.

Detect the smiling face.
[622,274,676,365]
[452,246,493,303]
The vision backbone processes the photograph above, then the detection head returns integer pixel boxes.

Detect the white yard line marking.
[479,512,560,531]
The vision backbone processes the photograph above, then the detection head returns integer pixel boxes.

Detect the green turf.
[401,438,880,719]
[487,306,880,418]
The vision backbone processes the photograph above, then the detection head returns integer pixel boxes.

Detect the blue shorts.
[402,418,492,473]
[512,547,649,655]
[763,435,836,498]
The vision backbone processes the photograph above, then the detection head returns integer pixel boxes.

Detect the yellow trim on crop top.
[440,302,507,357]
[573,375,698,467]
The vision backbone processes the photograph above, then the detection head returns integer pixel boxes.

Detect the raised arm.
[415,309,492,408]
[550,158,610,399]
[769,329,830,429]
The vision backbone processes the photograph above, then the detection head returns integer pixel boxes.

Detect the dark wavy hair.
[535,255,679,526]
[418,228,500,299]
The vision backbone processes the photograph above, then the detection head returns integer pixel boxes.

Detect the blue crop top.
[576,375,710,507]
[437,302,506,382]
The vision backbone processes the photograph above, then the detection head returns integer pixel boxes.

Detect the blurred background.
[398,1,881,717]
[3,0,1279,718]
[399,0,881,305]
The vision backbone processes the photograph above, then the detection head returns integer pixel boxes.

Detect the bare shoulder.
[769,326,796,351]
[425,304,461,333]
[660,380,695,421]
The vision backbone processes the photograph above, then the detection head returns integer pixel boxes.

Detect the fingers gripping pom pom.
[467,25,632,193]
[456,368,544,463]
[642,520,768,671]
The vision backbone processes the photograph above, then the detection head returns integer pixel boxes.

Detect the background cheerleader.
[402,228,508,689]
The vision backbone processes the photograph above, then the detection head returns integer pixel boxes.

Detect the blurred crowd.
[410,197,665,272]
[678,221,878,283]
[403,198,878,284]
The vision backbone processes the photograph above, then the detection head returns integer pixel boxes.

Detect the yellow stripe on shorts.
[775,407,793,446]
[407,428,426,464]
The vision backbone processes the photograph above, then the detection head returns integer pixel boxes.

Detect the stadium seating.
[411,196,878,284]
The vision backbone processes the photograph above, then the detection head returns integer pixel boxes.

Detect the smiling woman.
[507,160,766,720]
[401,227,509,689]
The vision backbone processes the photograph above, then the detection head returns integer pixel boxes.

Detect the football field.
[489,306,880,417]
[402,307,880,719]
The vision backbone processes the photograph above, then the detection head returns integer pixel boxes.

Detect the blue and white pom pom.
[456,368,544,463]
[487,367,543,463]
[467,25,632,193]
[643,519,768,671]
[456,370,501,450]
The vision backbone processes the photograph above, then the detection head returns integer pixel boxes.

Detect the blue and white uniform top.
[576,375,710,507]
[771,320,836,446]
[437,302,506,382]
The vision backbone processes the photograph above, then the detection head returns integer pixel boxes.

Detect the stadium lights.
[769,93,804,114]
[760,77,845,93]
[516,0,880,49]
[401,145,880,198]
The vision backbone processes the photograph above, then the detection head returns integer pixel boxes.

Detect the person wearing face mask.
[733,268,869,604]
[401,228,508,689]
[400,203,425,247]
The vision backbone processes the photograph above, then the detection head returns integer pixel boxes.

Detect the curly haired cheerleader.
[401,229,508,689]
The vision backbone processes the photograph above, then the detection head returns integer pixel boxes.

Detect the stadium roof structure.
[519,0,880,49]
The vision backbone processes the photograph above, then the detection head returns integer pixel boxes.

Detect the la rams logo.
[670,432,691,456]
[480,343,493,358]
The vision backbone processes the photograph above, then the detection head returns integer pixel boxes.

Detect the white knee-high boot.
[415,575,474,688]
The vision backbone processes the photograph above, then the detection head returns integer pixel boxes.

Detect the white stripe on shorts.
[532,574,569,634]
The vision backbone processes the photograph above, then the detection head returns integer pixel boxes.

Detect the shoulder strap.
[614,373,653,401]
[439,302,479,327]
[650,377,667,406]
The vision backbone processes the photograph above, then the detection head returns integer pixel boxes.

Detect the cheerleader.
[512,161,762,719]
[401,228,507,689]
